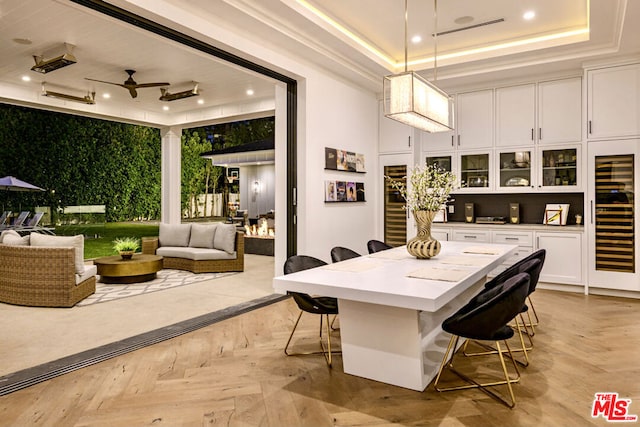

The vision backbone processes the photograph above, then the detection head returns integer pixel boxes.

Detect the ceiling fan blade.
[128,87,138,98]
[135,82,170,88]
[85,77,125,87]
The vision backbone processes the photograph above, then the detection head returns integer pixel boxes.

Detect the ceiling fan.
[85,69,169,98]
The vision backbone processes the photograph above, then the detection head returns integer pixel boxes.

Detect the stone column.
[161,126,183,224]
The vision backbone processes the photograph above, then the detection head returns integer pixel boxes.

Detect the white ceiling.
[0,0,638,126]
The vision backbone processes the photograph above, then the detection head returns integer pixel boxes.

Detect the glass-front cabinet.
[459,152,491,191]
[539,146,580,191]
[496,150,533,191]
[425,154,454,173]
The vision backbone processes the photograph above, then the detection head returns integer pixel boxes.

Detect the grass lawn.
[55,222,159,260]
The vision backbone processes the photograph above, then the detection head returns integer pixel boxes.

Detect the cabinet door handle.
[408,135,411,147]
[451,135,454,147]
[536,236,539,248]
[457,135,460,146]
[531,128,534,140]
[505,237,519,241]
[588,120,592,134]
[539,128,542,140]
[464,235,477,239]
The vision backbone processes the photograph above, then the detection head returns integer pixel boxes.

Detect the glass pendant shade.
[383,71,454,133]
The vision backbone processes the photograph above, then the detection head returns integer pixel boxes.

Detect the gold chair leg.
[284,310,341,368]
[434,336,521,408]
[462,317,531,367]
[284,310,304,356]
[528,296,540,325]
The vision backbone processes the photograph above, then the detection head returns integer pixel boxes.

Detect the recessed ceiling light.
[197,99,204,105]
[102,93,110,99]
[21,75,31,82]
[454,16,474,25]
[523,11,536,20]
[12,38,32,45]
[162,106,169,111]
[246,89,254,96]
[411,35,422,44]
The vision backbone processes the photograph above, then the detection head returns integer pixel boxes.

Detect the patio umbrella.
[0,176,45,192]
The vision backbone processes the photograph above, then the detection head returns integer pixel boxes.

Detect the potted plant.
[113,237,140,260]
[386,164,457,258]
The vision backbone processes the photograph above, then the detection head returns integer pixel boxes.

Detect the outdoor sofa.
[0,230,96,307]
[142,222,244,273]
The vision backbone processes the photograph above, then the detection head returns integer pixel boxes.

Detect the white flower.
[386,164,457,212]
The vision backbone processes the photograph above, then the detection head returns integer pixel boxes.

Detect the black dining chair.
[283,255,340,367]
[487,249,546,335]
[330,246,361,263]
[463,257,542,367]
[367,239,393,254]
[433,272,531,408]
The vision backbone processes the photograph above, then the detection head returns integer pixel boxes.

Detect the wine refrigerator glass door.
[588,139,640,291]
[379,154,413,246]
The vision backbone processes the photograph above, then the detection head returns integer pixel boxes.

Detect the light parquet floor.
[1,288,640,426]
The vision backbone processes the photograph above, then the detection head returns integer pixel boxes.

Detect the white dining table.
[272,241,518,391]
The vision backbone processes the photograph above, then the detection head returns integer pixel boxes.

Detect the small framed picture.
[544,209,562,225]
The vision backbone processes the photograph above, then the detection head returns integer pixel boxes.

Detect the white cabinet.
[379,101,414,153]
[496,78,582,147]
[430,227,451,242]
[496,84,536,147]
[420,90,493,151]
[490,230,534,277]
[538,145,581,192]
[538,77,582,144]
[452,228,490,243]
[495,149,535,191]
[536,231,582,284]
[587,64,640,140]
[456,90,494,149]
[458,151,492,192]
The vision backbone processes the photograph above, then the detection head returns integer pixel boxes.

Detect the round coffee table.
[94,254,163,284]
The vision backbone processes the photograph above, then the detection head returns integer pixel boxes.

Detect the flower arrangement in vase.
[386,164,457,258]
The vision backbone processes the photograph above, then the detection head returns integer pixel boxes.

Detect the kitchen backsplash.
[447,193,584,225]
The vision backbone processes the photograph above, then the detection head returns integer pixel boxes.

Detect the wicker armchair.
[0,245,96,307]
[141,231,244,273]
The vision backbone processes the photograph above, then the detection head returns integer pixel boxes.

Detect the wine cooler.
[383,164,407,246]
[588,140,640,292]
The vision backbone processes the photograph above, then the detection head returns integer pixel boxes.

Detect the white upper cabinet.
[456,90,494,149]
[538,77,582,144]
[587,63,640,140]
[378,100,414,154]
[496,84,536,147]
[496,78,582,147]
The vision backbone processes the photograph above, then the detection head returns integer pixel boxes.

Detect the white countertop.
[273,241,517,312]
[432,222,585,232]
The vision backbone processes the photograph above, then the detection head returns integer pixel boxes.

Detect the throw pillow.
[2,233,29,246]
[159,223,191,247]
[30,233,85,274]
[189,223,217,249]
[0,229,21,243]
[213,223,236,254]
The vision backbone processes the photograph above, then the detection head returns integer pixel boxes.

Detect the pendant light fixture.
[383,0,454,133]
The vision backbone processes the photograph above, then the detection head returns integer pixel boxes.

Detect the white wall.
[296,74,378,261]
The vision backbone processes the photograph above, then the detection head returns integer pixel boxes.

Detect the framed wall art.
[325,180,365,202]
[325,147,366,173]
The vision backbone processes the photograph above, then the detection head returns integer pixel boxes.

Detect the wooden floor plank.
[1,289,640,426]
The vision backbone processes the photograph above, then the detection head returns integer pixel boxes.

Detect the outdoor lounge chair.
[0,211,11,229]
[10,211,30,228]
[14,212,54,235]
